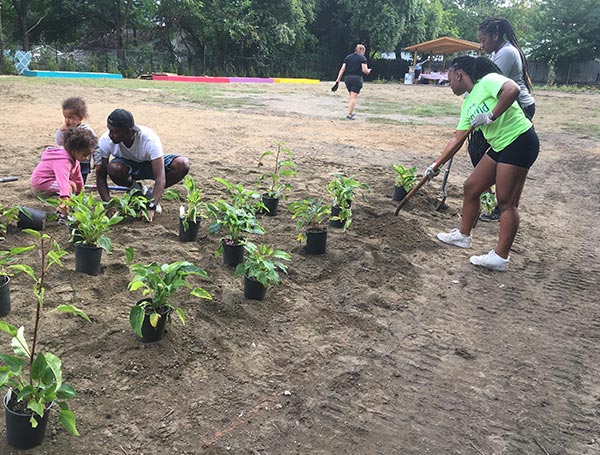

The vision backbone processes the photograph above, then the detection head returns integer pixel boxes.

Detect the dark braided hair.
[478,17,533,92]
[449,56,502,84]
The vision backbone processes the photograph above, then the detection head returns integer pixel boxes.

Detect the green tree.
[530,0,600,81]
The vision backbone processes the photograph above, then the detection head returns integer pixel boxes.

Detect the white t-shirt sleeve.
[98,132,114,159]
[142,128,164,160]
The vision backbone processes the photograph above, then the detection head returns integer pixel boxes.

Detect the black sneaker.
[479,206,500,222]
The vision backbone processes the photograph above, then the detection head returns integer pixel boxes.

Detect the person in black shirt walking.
[333,44,372,120]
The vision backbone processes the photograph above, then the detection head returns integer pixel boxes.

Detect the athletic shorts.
[110,154,179,180]
[344,75,363,94]
[487,128,539,169]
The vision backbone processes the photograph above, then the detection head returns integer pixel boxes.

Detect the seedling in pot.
[258,142,298,199]
[0,204,20,240]
[326,174,369,230]
[66,192,123,251]
[214,177,265,214]
[289,198,330,242]
[206,200,266,254]
[234,242,291,288]
[163,175,207,231]
[0,230,90,445]
[127,248,212,339]
[392,164,418,192]
[480,191,497,215]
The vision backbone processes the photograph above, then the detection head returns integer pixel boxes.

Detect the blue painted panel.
[22,69,123,79]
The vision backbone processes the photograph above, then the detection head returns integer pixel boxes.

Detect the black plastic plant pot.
[138,301,170,343]
[306,229,327,255]
[178,218,200,242]
[244,275,268,301]
[74,243,103,276]
[17,207,47,231]
[222,240,244,267]
[261,194,280,217]
[0,275,10,317]
[3,390,52,450]
[329,205,345,229]
[392,185,408,202]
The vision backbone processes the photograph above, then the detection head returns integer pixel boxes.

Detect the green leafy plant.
[234,242,291,287]
[288,198,331,242]
[214,177,264,214]
[163,175,207,230]
[0,246,35,284]
[107,190,150,221]
[0,230,90,437]
[480,192,497,215]
[0,204,20,240]
[128,256,212,338]
[326,174,369,230]
[206,200,266,251]
[66,193,123,251]
[258,143,298,199]
[392,164,418,191]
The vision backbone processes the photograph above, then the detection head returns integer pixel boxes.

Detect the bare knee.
[463,178,481,200]
[166,157,190,187]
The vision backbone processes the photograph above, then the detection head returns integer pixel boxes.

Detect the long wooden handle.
[394,126,474,216]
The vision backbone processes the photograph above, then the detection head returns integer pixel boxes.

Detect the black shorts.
[344,75,363,94]
[487,128,539,169]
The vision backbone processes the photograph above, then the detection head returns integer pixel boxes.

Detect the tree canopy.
[0,0,596,80]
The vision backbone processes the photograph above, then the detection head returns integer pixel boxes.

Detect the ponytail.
[478,17,533,92]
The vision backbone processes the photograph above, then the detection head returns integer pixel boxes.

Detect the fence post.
[105,50,109,73]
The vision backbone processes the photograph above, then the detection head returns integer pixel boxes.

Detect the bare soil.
[0,77,599,455]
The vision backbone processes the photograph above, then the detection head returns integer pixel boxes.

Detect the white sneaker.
[154,203,162,215]
[437,228,472,248]
[470,250,509,272]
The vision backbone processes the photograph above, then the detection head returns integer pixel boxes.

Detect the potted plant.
[289,198,331,255]
[0,204,20,240]
[480,191,497,216]
[326,174,369,230]
[234,242,291,300]
[257,143,298,216]
[66,193,123,275]
[205,200,266,267]
[107,191,151,222]
[0,245,35,316]
[163,175,207,242]
[214,177,264,212]
[127,250,212,342]
[0,230,90,449]
[392,164,417,201]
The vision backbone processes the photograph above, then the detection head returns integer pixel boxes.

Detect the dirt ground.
[0,77,599,455]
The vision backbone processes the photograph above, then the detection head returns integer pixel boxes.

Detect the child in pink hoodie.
[31,128,97,215]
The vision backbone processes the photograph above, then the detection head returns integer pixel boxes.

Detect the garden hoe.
[394,125,475,216]
[435,157,453,211]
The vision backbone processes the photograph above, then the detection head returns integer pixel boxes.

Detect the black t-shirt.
[343,53,367,77]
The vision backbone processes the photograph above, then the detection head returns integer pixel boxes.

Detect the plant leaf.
[129,305,145,338]
[58,409,80,436]
[53,304,91,322]
[149,312,161,328]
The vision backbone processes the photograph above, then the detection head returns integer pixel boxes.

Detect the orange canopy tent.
[403,36,481,66]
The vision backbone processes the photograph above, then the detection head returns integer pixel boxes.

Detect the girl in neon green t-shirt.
[435,56,539,271]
